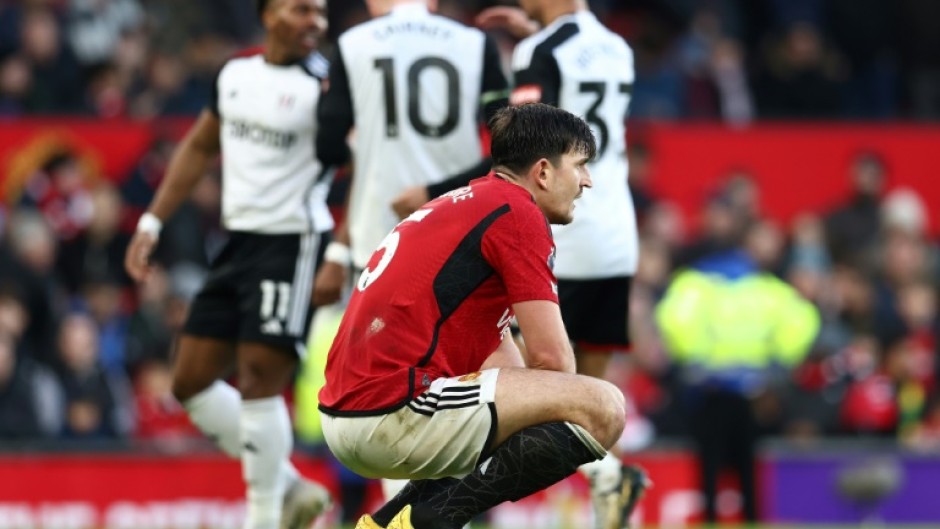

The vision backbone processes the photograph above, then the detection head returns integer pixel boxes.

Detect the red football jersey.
[319,174,559,414]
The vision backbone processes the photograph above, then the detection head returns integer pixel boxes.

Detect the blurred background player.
[123,1,333,528]
[473,1,649,528]
[313,0,509,506]
[314,0,509,304]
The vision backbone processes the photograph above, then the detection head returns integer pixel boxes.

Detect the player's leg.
[236,232,331,529]
[237,341,311,529]
[563,276,650,529]
[394,368,625,529]
[172,334,239,454]
[172,240,243,457]
[375,344,524,528]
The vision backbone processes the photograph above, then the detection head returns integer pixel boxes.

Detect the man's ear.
[531,158,551,190]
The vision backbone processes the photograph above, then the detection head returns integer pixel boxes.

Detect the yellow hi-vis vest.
[655,269,820,369]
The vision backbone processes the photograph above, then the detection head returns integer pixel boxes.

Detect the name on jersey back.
[373,21,453,41]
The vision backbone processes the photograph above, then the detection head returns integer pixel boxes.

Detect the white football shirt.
[512,11,638,278]
[212,52,334,235]
[318,3,508,267]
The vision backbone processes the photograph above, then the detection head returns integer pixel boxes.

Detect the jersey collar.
[543,9,592,32]
[390,2,430,16]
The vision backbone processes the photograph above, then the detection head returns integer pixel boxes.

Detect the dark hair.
[489,103,596,176]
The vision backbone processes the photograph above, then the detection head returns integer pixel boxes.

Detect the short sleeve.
[482,202,558,304]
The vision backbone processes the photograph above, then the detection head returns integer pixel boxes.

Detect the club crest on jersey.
[510,84,542,105]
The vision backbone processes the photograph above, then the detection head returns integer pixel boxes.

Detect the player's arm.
[124,109,221,282]
[475,6,539,39]
[316,44,354,167]
[513,300,576,373]
[511,45,561,107]
[480,34,511,123]
[312,201,351,306]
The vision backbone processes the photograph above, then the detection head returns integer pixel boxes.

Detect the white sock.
[183,380,243,457]
[241,396,294,529]
[579,452,622,493]
[183,382,300,485]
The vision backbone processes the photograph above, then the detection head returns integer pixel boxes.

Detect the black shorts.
[183,231,328,353]
[557,276,632,351]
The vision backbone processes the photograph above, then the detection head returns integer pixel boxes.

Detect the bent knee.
[585,379,626,449]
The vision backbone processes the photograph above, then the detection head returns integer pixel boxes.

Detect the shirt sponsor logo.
[510,84,542,105]
[227,120,297,149]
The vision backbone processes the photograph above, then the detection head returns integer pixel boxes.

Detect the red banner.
[0,451,757,529]
[644,123,940,236]
[2,119,937,235]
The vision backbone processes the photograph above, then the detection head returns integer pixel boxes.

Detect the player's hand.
[125,231,158,282]
[475,7,539,39]
[391,186,430,220]
[313,261,347,306]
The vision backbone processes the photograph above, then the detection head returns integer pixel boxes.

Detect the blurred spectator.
[839,335,896,436]
[709,37,753,123]
[627,142,656,223]
[877,230,932,336]
[678,8,753,123]
[19,149,95,241]
[881,187,928,237]
[657,219,820,523]
[722,170,761,222]
[133,359,199,449]
[754,22,842,118]
[0,52,31,116]
[57,183,131,294]
[640,200,685,252]
[824,151,886,266]
[67,0,143,69]
[56,312,133,439]
[77,270,130,374]
[124,264,171,369]
[906,396,940,451]
[0,209,63,366]
[898,0,940,120]
[82,61,129,117]
[0,331,64,439]
[674,192,742,268]
[18,5,82,112]
[825,0,899,118]
[832,264,876,336]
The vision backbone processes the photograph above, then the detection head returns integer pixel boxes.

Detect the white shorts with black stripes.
[320,368,500,480]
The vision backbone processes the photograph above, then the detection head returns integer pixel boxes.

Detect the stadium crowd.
[0,0,938,458]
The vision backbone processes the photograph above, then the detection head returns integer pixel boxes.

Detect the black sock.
[416,422,604,529]
[372,478,459,527]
